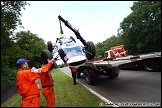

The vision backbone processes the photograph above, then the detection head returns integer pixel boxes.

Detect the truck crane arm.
[58,15,87,46]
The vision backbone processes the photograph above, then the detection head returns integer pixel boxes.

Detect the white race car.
[41,15,96,68]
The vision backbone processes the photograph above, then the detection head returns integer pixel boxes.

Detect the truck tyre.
[41,50,53,64]
[85,41,96,60]
[143,60,157,72]
[83,69,94,85]
[47,41,53,52]
[108,67,119,79]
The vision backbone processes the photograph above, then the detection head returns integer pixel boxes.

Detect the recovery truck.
[43,15,160,85]
[74,51,161,85]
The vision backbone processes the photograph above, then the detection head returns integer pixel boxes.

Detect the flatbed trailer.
[76,52,161,85]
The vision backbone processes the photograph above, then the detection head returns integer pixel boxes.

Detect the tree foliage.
[1,1,30,49]
[1,1,30,85]
[95,36,123,56]
[95,1,161,56]
[118,1,161,54]
[14,30,47,67]
[1,1,48,85]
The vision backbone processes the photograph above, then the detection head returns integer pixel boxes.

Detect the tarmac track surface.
[59,67,161,107]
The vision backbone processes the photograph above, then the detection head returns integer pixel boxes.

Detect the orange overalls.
[16,68,40,107]
[39,64,55,107]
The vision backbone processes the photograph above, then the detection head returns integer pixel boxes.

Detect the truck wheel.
[83,69,94,85]
[47,41,53,52]
[143,61,157,72]
[108,67,119,79]
[85,41,96,60]
[41,50,53,64]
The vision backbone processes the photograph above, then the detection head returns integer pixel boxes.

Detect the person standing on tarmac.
[16,58,55,107]
[39,59,56,107]
[69,67,77,85]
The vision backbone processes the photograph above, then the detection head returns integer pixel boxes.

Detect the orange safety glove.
[47,58,57,69]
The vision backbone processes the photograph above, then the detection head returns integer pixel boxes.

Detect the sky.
[16,1,134,64]
[17,1,134,44]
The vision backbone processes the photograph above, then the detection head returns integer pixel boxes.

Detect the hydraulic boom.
[58,15,87,46]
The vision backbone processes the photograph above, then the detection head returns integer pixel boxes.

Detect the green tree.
[14,30,47,67]
[95,35,123,56]
[118,1,161,54]
[1,1,30,85]
[95,42,105,56]
[1,1,30,49]
[1,30,47,85]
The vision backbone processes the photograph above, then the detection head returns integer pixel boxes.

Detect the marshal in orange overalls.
[39,62,55,107]
[16,68,41,107]
[16,58,54,107]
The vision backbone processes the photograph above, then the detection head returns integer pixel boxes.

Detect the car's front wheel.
[41,50,54,70]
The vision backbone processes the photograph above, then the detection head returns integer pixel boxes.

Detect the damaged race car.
[41,15,96,67]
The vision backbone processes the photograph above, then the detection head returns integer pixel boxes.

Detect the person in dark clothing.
[69,67,77,85]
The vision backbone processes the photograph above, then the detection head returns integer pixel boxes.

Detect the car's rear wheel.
[85,41,96,60]
[70,36,76,42]
[47,41,53,52]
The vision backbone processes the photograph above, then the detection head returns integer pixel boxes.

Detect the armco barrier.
[1,81,18,103]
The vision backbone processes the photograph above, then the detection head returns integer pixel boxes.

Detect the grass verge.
[1,68,106,107]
